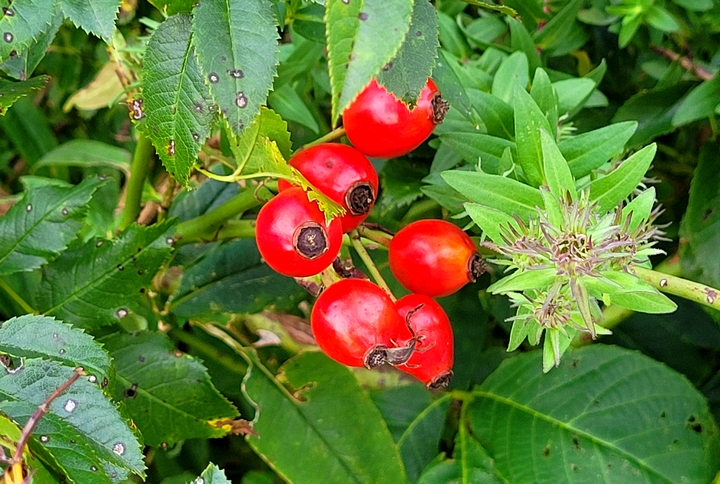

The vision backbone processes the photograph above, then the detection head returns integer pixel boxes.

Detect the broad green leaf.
[439,132,515,174]
[530,68,557,138]
[540,128,575,200]
[232,107,293,174]
[192,0,279,135]
[622,187,656,232]
[468,345,720,483]
[421,185,468,214]
[169,171,239,222]
[195,463,231,484]
[0,95,58,165]
[672,74,720,127]
[397,394,453,482]
[513,83,551,187]
[680,143,720,289]
[377,0,438,103]
[58,0,120,41]
[559,121,637,178]
[533,0,582,52]
[325,0,412,124]
[37,221,176,328]
[246,351,406,483]
[645,5,680,32]
[101,331,238,447]
[0,177,103,276]
[0,76,50,115]
[369,384,433,442]
[672,0,713,11]
[463,15,506,48]
[293,4,326,43]
[466,88,514,139]
[587,143,656,213]
[491,51,529,106]
[0,359,146,477]
[267,84,320,134]
[0,12,62,80]
[552,77,595,117]
[141,13,215,186]
[598,271,677,313]
[464,203,518,243]
[0,315,111,383]
[169,239,306,319]
[0,0,57,63]
[618,13,642,48]
[488,268,558,294]
[34,140,131,174]
[443,170,543,220]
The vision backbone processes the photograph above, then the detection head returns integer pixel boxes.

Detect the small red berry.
[342,78,449,159]
[396,294,454,388]
[389,219,484,298]
[278,143,378,232]
[311,279,411,368]
[255,187,342,277]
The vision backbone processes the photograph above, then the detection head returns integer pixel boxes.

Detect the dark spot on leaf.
[138,269,144,275]
[3,32,13,43]
[592,400,600,406]
[702,208,713,221]
[70,439,76,444]
[542,446,550,457]
[193,102,204,113]
[124,383,139,398]
[96,241,104,247]
[192,133,200,142]
[90,466,98,472]
[116,308,129,319]
[167,140,176,156]
[101,378,108,388]
[229,69,244,79]
[129,98,144,120]
[571,435,581,450]
[416,31,422,36]
[358,12,368,20]
[8,49,15,57]
[139,288,145,294]
[25,203,32,212]
[171,105,177,114]
[235,92,248,108]
[382,62,392,71]
[117,264,124,271]
[571,464,578,472]
[208,72,220,84]
[2,8,14,16]
[660,411,666,418]
[138,247,142,252]
[688,415,703,433]
[139,356,145,362]
[59,349,65,355]
[342,0,349,4]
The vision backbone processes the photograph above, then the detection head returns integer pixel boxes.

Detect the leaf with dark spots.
[0,0,57,63]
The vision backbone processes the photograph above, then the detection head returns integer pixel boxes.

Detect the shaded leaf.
[672,74,720,127]
[0,76,50,115]
[58,0,120,41]
[62,61,125,112]
[0,11,62,80]
[34,140,131,174]
[267,84,320,134]
[148,0,194,15]
[0,0,58,63]
[379,158,427,213]
[101,331,238,447]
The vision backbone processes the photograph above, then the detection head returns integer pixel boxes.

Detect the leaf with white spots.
[325,0,413,124]
[0,359,145,479]
[194,463,231,484]
[100,331,239,447]
[0,176,103,276]
[140,13,216,187]
[0,0,58,63]
[58,0,120,42]
[36,221,176,329]
[191,0,279,136]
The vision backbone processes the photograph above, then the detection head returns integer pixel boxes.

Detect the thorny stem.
[349,229,396,301]
[302,126,346,148]
[119,133,155,231]
[650,45,713,81]
[0,279,35,315]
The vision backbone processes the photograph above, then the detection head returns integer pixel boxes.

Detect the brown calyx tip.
[294,222,329,260]
[364,345,389,369]
[431,94,449,125]
[468,253,485,282]
[428,370,453,389]
[346,182,375,216]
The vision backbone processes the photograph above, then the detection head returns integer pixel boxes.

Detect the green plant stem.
[174,186,272,243]
[168,327,247,375]
[303,126,346,148]
[0,279,35,314]
[349,229,395,300]
[633,265,720,312]
[356,225,392,248]
[119,133,155,230]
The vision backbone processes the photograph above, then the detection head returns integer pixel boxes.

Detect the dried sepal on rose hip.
[342,78,449,159]
[389,219,485,298]
[310,279,412,368]
[255,187,342,277]
[278,143,378,232]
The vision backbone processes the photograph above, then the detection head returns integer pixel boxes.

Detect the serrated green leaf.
[0,0,58,63]
[514,83,551,186]
[195,463,231,484]
[439,132,515,175]
[469,345,720,482]
[192,0,279,135]
[491,51,529,106]
[464,203,518,243]
[0,12,62,80]
[0,76,50,115]
[0,315,111,382]
[34,140,131,174]
[540,128,575,200]
[0,359,145,477]
[672,74,720,127]
[101,331,238,447]
[148,0,194,15]
[376,0,438,103]
[246,351,406,483]
[488,268,558,294]
[142,13,216,186]
[559,121,637,178]
[37,221,176,328]
[443,171,544,221]
[0,177,103,276]
[231,107,292,174]
[588,143,656,213]
[326,0,412,124]
[58,0,119,41]
[169,239,306,319]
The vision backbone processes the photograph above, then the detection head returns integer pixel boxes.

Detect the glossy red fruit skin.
[343,78,443,159]
[389,219,482,298]
[255,187,342,277]
[396,294,454,388]
[311,279,411,368]
[277,143,378,232]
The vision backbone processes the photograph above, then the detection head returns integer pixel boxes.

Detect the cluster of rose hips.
[255,78,481,388]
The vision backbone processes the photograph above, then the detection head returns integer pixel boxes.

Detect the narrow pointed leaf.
[622,187,656,232]
[672,74,720,127]
[514,83,551,186]
[246,351,406,483]
[491,51,529,106]
[0,76,50,114]
[192,0,279,135]
[37,221,176,328]
[588,143,656,213]
[540,128,575,199]
[376,0,438,103]
[488,268,558,294]
[464,203,519,243]
[0,315,111,383]
[58,0,120,42]
[0,0,57,63]
[467,88,514,139]
[141,13,215,186]
[601,270,677,314]
[325,0,413,124]
[101,331,239,447]
[0,177,103,276]
[559,121,637,178]
[439,132,515,174]
[530,68,557,138]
